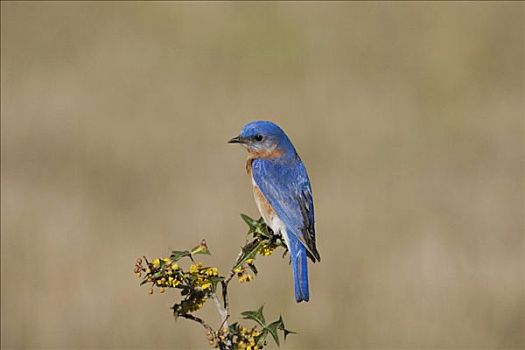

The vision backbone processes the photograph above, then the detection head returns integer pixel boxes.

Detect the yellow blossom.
[152,258,160,268]
[205,267,219,276]
[201,281,212,290]
[190,263,201,274]
[171,263,179,270]
[238,273,253,283]
[260,245,274,256]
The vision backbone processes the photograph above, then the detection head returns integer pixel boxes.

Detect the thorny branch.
[134,214,294,349]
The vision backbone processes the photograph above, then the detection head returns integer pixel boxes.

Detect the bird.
[229,121,320,302]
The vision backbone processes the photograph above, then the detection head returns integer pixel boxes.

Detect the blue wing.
[252,158,320,262]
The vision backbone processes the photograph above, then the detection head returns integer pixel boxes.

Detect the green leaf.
[277,315,296,341]
[233,240,265,270]
[228,322,239,334]
[240,213,257,228]
[170,250,191,262]
[241,305,266,327]
[240,214,275,241]
[152,271,164,279]
[256,329,268,347]
[265,319,281,346]
[190,239,211,256]
[262,315,296,346]
[253,218,271,239]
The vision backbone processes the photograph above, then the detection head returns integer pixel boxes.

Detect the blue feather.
[252,158,317,302]
[289,235,309,302]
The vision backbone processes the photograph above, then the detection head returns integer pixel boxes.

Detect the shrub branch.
[134,214,294,349]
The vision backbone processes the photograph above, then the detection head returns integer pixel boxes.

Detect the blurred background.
[1,2,523,349]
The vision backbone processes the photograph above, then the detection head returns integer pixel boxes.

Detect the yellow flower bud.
[205,267,219,276]
[262,248,270,256]
[238,273,253,283]
[152,258,160,268]
[190,264,200,274]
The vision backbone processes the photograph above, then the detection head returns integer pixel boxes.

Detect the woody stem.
[212,293,229,329]
[179,313,214,334]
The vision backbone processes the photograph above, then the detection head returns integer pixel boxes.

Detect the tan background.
[1,2,523,349]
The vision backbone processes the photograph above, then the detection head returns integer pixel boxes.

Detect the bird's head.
[228,121,296,160]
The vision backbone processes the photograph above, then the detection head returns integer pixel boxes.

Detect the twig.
[212,293,229,329]
[221,280,229,317]
[221,246,245,318]
[225,248,244,284]
[179,313,214,334]
[216,246,247,331]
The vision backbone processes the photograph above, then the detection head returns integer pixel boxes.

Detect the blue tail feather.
[289,237,309,302]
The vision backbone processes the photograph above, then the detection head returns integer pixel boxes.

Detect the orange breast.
[252,184,275,225]
[245,148,283,176]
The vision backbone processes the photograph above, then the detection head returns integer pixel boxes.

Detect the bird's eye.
[254,134,263,142]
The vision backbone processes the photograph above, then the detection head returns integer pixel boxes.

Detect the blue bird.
[229,121,320,302]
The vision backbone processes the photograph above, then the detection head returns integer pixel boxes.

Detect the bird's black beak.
[228,135,245,144]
